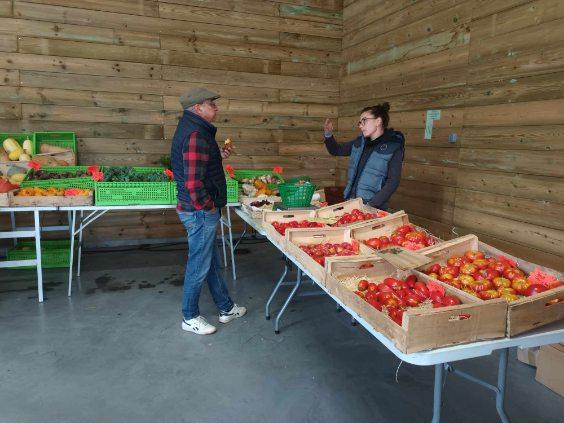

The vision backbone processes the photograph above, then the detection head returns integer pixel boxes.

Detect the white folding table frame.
[60,203,240,297]
[0,206,59,303]
[232,206,564,423]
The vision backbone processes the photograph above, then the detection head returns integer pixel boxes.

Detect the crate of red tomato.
[262,209,323,247]
[284,227,374,284]
[315,198,392,227]
[325,256,507,353]
[418,234,563,337]
[351,213,441,252]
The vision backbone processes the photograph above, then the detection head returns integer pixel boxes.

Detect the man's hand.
[324,118,334,134]
[220,145,233,159]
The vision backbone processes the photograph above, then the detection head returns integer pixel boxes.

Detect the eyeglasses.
[201,100,218,109]
[357,117,378,127]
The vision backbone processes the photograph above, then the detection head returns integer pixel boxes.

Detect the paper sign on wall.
[425,110,441,140]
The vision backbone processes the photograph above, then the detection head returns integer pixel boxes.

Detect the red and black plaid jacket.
[171,111,227,212]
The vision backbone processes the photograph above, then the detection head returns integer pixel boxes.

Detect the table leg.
[274,268,302,334]
[220,209,227,267]
[431,363,444,423]
[496,348,510,423]
[67,210,76,297]
[33,210,44,303]
[77,210,84,277]
[265,262,289,320]
[226,206,236,280]
[10,211,17,247]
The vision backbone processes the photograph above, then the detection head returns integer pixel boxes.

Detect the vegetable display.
[355,274,463,325]
[28,170,89,180]
[240,174,281,197]
[2,137,32,161]
[423,250,563,302]
[16,187,92,197]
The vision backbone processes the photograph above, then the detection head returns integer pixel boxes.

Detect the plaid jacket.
[171,111,227,212]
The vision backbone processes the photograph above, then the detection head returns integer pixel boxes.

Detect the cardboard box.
[517,347,540,367]
[325,256,507,353]
[420,234,564,337]
[535,344,564,396]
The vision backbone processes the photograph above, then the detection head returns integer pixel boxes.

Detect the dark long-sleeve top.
[324,131,403,208]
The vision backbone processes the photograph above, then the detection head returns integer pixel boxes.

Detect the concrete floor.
[1,240,562,423]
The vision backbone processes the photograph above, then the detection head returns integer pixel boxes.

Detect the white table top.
[58,203,240,211]
[233,206,266,236]
[1,206,58,212]
[233,206,564,366]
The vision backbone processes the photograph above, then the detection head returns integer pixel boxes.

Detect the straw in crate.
[418,234,564,337]
[325,256,507,353]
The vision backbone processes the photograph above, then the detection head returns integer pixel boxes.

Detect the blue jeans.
[178,209,233,320]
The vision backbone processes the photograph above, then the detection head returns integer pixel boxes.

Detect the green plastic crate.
[21,166,94,189]
[168,176,238,204]
[95,181,171,205]
[7,240,71,269]
[132,166,166,173]
[278,182,317,208]
[33,131,76,154]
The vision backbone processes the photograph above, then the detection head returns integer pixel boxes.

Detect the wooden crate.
[350,213,442,253]
[0,189,17,207]
[419,235,564,337]
[9,190,93,207]
[325,256,508,353]
[262,209,318,247]
[284,227,373,285]
[240,195,280,220]
[315,198,396,227]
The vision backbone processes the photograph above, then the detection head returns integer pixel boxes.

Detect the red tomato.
[465,250,485,261]
[460,263,478,275]
[458,274,475,287]
[498,287,517,296]
[367,282,378,293]
[432,302,443,308]
[430,292,444,304]
[367,298,382,311]
[383,277,403,291]
[391,234,405,246]
[357,280,369,291]
[365,291,377,302]
[405,274,418,284]
[524,284,549,297]
[427,272,439,280]
[511,278,530,295]
[377,291,393,303]
[478,289,501,300]
[488,261,507,273]
[439,273,455,284]
[405,293,421,307]
[492,277,511,289]
[472,279,493,292]
[377,283,393,293]
[413,282,430,297]
[447,256,465,268]
[500,292,520,302]
[473,258,489,270]
[442,296,461,306]
[382,296,400,308]
[427,263,441,274]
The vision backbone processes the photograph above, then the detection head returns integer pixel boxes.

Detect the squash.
[8,148,23,161]
[18,153,31,161]
[3,137,21,154]
[8,173,26,184]
[22,139,33,155]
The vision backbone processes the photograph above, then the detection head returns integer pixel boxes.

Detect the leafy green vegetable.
[103,167,169,182]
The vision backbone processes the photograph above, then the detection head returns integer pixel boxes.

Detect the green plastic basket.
[21,166,94,189]
[278,182,317,208]
[95,181,171,205]
[7,240,71,269]
[33,131,77,154]
[169,175,238,204]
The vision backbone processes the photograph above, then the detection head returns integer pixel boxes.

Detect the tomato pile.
[331,208,388,227]
[299,240,360,266]
[354,274,462,326]
[363,224,436,251]
[423,250,563,302]
[271,220,325,235]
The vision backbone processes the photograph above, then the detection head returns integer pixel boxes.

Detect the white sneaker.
[181,316,216,335]
[219,304,247,323]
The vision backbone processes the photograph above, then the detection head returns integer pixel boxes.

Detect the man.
[171,87,246,335]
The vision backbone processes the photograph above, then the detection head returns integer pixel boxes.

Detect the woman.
[324,102,404,210]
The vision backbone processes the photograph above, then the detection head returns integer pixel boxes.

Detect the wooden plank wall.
[341,0,564,271]
[0,0,342,242]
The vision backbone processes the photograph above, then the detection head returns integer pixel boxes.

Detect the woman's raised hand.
[324,118,334,133]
